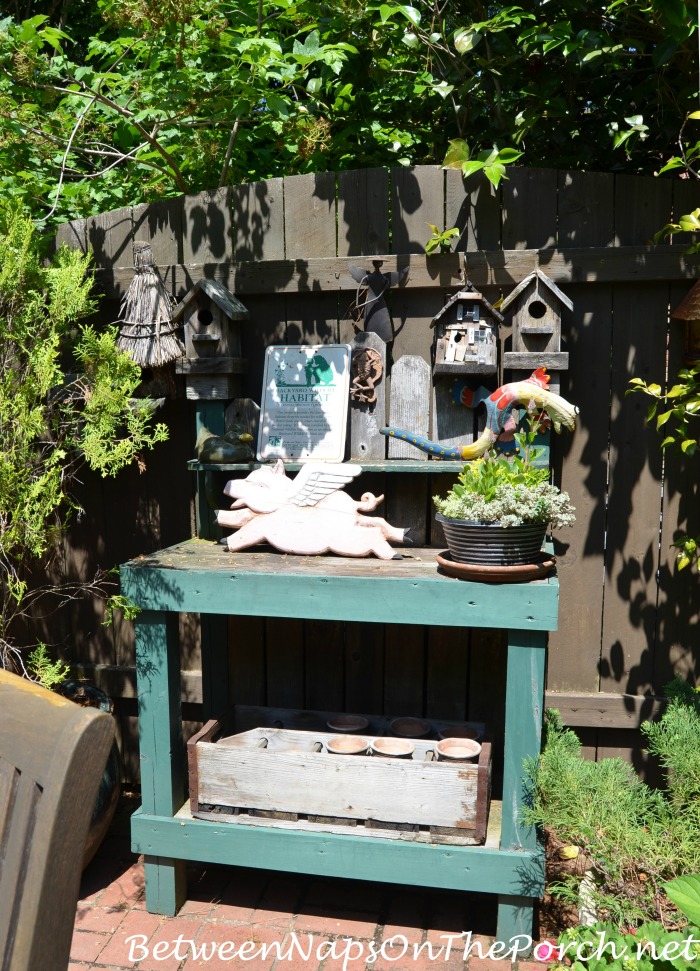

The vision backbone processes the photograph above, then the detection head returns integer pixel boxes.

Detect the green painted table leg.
[496,895,537,956]
[134,610,187,914]
[144,856,186,916]
[496,629,547,946]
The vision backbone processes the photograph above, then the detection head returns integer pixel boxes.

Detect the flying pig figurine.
[381,367,578,460]
[217,461,408,559]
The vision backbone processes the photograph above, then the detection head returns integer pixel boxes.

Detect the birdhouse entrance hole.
[527,300,547,320]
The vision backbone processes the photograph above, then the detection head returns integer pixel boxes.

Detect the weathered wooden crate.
[188,706,491,845]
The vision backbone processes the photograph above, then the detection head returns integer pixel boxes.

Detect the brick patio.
[70,796,552,971]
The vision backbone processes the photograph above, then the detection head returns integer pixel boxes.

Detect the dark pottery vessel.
[436,514,546,566]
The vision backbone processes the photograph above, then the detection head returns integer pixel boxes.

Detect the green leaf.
[378,4,420,27]
[461,160,486,178]
[431,81,453,99]
[483,161,506,187]
[680,439,697,455]
[496,147,523,163]
[442,139,471,169]
[454,28,482,54]
[656,410,673,429]
[664,875,700,924]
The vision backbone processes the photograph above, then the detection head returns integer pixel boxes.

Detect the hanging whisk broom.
[116,241,185,368]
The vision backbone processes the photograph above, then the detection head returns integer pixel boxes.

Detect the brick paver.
[69,795,560,971]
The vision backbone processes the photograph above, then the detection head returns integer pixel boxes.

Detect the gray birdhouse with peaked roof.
[501,269,571,376]
[173,279,249,400]
[430,287,502,376]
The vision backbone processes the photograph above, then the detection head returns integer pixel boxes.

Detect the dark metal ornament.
[348,262,408,343]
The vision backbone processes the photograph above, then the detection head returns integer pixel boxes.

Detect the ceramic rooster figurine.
[381,368,578,460]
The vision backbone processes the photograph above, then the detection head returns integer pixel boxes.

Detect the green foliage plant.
[0,204,167,673]
[424,223,460,255]
[551,876,700,970]
[553,900,700,971]
[26,642,70,690]
[526,680,700,930]
[628,368,700,569]
[433,410,575,528]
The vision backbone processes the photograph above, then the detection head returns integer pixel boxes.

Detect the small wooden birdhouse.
[430,287,502,376]
[173,279,249,400]
[501,269,571,377]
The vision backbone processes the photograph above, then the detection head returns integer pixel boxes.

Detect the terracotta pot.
[436,515,546,566]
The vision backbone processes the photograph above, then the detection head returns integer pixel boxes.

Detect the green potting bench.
[122,538,558,946]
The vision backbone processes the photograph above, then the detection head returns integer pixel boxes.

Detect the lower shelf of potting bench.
[130,798,543,899]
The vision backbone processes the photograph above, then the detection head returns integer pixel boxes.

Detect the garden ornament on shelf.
[381,367,578,460]
[196,424,255,463]
[349,346,383,405]
[116,241,185,368]
[348,262,409,343]
[217,460,408,558]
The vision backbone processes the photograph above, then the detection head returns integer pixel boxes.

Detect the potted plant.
[433,410,575,566]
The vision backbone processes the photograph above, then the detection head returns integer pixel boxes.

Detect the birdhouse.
[501,269,571,376]
[173,279,249,400]
[670,279,700,366]
[430,288,502,376]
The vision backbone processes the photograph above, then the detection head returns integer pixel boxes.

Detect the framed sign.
[257,345,352,462]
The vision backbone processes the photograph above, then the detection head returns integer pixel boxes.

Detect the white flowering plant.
[433,410,576,529]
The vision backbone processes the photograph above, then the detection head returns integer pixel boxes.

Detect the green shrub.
[526,684,700,928]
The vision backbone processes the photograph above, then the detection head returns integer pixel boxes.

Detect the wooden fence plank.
[132,199,183,295]
[337,168,390,255]
[445,170,501,252]
[345,623,385,714]
[558,171,616,248]
[388,356,431,459]
[615,174,674,245]
[426,626,468,722]
[653,278,699,688]
[383,624,425,716]
[304,620,344,711]
[600,282,667,696]
[231,178,285,261]
[548,170,617,691]
[598,176,673,696]
[391,165,444,255]
[182,188,233,265]
[266,618,305,708]
[502,168,559,250]
[386,356,432,545]
[98,246,700,299]
[229,615,266,705]
[283,172,337,259]
[55,217,88,254]
[349,332,387,460]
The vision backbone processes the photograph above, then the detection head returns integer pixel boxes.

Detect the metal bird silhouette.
[348,262,408,343]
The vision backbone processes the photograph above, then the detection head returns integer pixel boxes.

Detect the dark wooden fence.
[51,166,700,783]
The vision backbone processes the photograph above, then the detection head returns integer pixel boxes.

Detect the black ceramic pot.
[436,514,546,566]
